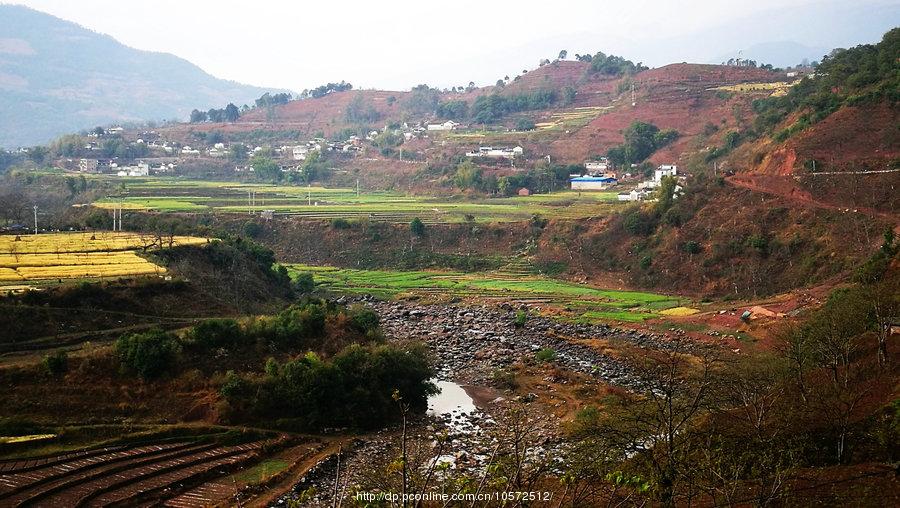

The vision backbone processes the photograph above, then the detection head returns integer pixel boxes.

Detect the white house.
[426,120,459,131]
[655,164,677,183]
[465,146,523,158]
[617,189,650,202]
[291,146,309,160]
[570,176,617,191]
[585,158,610,173]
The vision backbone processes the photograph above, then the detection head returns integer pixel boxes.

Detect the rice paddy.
[287,264,686,323]
[91,177,623,223]
[0,232,209,287]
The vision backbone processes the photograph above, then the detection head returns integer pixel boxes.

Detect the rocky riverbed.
[353,296,706,393]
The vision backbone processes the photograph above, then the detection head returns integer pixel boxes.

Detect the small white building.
[617,189,650,201]
[291,146,309,160]
[655,164,677,183]
[585,158,610,173]
[426,120,459,131]
[465,146,523,158]
[570,176,617,191]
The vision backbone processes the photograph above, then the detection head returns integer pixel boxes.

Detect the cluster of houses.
[565,158,683,202]
[618,164,682,202]
[78,158,175,176]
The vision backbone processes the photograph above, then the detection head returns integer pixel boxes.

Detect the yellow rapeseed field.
[0,231,208,287]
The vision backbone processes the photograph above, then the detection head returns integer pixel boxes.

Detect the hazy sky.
[5,0,899,91]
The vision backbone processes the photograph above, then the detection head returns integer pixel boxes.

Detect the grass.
[89,177,625,223]
[0,232,208,288]
[287,264,684,324]
[229,458,290,485]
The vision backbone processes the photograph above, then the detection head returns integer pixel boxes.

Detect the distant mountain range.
[0,5,278,148]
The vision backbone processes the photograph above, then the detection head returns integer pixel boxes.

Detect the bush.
[42,351,68,376]
[492,368,519,389]
[186,319,242,349]
[535,348,557,363]
[242,222,263,238]
[514,309,528,328]
[222,343,436,430]
[330,218,351,229]
[116,329,180,379]
[639,255,652,270]
[348,305,380,334]
[516,118,536,131]
[292,272,315,294]
[683,241,702,255]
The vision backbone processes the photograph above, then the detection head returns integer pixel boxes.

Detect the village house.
[617,189,651,202]
[465,146,524,158]
[517,187,531,196]
[584,157,610,173]
[655,164,677,182]
[570,175,618,191]
[426,120,459,131]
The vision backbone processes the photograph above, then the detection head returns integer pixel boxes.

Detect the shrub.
[186,319,242,349]
[116,329,180,379]
[348,305,380,334]
[42,351,68,376]
[535,348,557,363]
[330,218,351,229]
[514,309,528,328]
[639,255,652,270]
[683,241,702,255]
[410,217,425,236]
[292,272,315,294]
[242,222,263,238]
[492,368,519,389]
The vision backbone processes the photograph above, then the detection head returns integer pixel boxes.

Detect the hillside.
[0,5,276,148]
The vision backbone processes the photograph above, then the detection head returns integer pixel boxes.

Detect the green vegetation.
[752,28,899,141]
[116,328,181,380]
[584,51,647,76]
[607,121,679,166]
[535,348,557,363]
[471,90,558,123]
[286,264,682,323]
[221,343,436,430]
[89,176,623,223]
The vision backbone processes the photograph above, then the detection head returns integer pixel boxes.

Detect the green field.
[91,177,622,223]
[287,264,686,323]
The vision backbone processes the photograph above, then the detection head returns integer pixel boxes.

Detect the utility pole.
[33,205,38,235]
[307,183,311,206]
[356,179,360,198]
[631,81,636,107]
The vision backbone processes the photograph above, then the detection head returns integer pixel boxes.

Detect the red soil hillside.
[164,90,410,140]
[754,102,900,175]
[729,101,900,218]
[549,64,784,163]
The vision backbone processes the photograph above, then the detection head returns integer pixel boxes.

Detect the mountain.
[0,5,277,148]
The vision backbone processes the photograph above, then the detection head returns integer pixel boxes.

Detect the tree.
[558,49,568,60]
[409,217,425,236]
[116,329,180,379]
[224,103,240,122]
[228,143,248,162]
[207,108,225,123]
[453,160,482,189]
[27,146,49,165]
[250,155,281,182]
[189,109,207,123]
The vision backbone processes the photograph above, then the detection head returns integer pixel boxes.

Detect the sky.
[5,0,899,92]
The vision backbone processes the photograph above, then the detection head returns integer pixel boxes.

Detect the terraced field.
[288,264,689,322]
[0,232,208,289]
[90,177,622,223]
[0,438,274,507]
